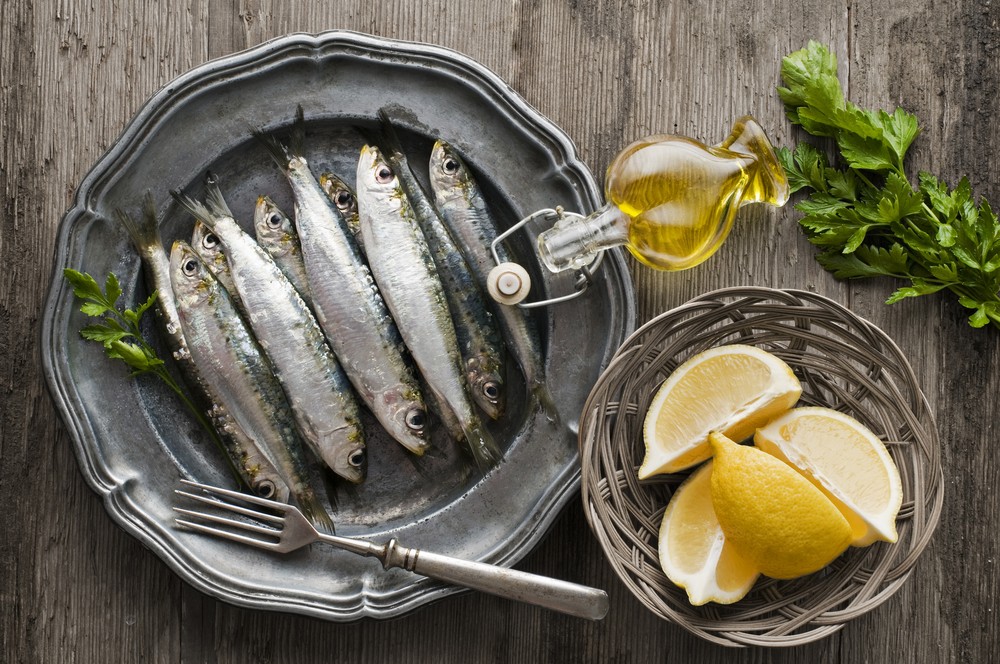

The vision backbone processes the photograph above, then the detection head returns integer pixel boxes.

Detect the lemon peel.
[708,432,852,580]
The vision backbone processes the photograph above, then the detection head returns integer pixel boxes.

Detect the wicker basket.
[579,287,944,647]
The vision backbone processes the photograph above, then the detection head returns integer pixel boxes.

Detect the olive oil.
[537,116,789,272]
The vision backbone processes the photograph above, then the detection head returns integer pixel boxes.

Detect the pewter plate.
[41,31,635,621]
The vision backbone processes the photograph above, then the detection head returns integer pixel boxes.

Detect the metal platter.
[41,31,636,620]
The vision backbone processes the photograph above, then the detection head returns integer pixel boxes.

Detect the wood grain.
[3,0,998,661]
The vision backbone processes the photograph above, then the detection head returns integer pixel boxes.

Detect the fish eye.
[375,164,394,184]
[482,381,501,402]
[182,258,199,276]
[255,479,276,499]
[202,232,220,249]
[348,449,366,468]
[335,190,353,209]
[442,157,460,175]
[405,407,426,433]
[266,212,283,229]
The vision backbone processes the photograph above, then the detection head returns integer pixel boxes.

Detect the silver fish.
[170,242,332,530]
[371,114,506,419]
[172,185,367,484]
[429,140,557,420]
[319,172,362,248]
[116,196,291,500]
[253,196,314,308]
[357,145,500,470]
[255,125,428,456]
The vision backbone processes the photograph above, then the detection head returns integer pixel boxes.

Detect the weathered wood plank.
[4,0,998,662]
[846,4,1000,664]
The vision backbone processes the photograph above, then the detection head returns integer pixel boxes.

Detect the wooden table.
[4,1,998,661]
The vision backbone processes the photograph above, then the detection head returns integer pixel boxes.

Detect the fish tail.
[250,123,293,168]
[374,107,406,159]
[203,176,233,219]
[115,191,162,252]
[290,105,306,159]
[295,486,335,534]
[171,190,217,229]
[353,107,405,160]
[461,418,502,472]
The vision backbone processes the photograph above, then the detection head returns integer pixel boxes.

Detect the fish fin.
[250,124,292,169]
[352,108,406,162]
[295,487,335,535]
[203,177,234,219]
[374,107,407,159]
[290,105,306,159]
[461,418,501,472]
[171,190,217,229]
[115,191,162,252]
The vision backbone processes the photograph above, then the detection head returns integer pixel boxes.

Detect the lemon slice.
[639,345,801,478]
[658,461,759,605]
[709,432,852,580]
[754,407,903,546]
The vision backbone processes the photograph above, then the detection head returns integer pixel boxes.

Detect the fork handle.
[373,538,609,620]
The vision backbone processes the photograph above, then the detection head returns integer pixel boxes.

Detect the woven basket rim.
[579,286,944,647]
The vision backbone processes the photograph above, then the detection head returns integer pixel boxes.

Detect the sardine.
[319,172,362,248]
[253,196,314,308]
[172,185,367,484]
[369,114,506,420]
[116,196,291,500]
[357,145,500,470]
[170,242,332,530]
[254,120,428,456]
[428,140,557,420]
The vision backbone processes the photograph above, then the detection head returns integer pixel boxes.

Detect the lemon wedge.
[708,432,852,580]
[754,407,903,546]
[658,461,759,605]
[639,345,801,478]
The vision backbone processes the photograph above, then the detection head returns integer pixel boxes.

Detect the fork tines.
[173,479,285,551]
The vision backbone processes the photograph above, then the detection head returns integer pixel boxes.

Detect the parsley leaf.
[778,42,1000,330]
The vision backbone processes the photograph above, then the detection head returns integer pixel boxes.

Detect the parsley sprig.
[777,41,1000,329]
[63,268,219,438]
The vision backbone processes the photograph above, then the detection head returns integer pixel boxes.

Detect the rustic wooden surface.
[3,0,998,661]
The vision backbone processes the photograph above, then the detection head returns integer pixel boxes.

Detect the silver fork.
[174,479,609,620]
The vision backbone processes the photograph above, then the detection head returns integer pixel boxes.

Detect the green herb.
[777,41,1000,329]
[63,268,221,440]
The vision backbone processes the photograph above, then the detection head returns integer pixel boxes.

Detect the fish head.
[357,145,403,201]
[319,172,358,219]
[169,241,216,308]
[253,195,295,253]
[429,140,471,201]
[379,388,430,456]
[466,356,506,421]
[332,436,368,485]
[190,220,229,273]
[249,473,290,503]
